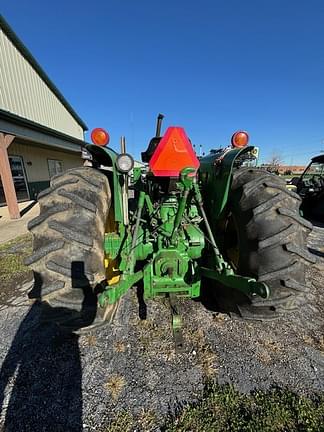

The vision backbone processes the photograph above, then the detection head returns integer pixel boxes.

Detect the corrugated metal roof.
[0,14,87,131]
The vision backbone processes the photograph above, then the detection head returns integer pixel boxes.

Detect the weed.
[103,384,323,431]
[184,327,218,378]
[164,384,324,432]
[0,234,32,284]
[104,374,125,400]
[104,411,134,432]
[113,340,126,353]
[302,333,324,352]
[138,408,157,431]
[84,334,97,347]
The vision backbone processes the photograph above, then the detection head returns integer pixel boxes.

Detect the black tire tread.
[25,240,65,265]
[37,178,79,199]
[258,224,295,249]
[263,181,302,200]
[277,207,313,229]
[252,192,284,216]
[48,220,94,247]
[57,189,97,213]
[27,203,71,230]
[228,167,313,318]
[26,166,111,328]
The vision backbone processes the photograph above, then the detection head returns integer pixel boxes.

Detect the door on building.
[0,156,29,205]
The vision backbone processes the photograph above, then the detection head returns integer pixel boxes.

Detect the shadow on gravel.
[19,200,37,218]
[198,278,248,318]
[0,262,97,432]
[136,282,147,320]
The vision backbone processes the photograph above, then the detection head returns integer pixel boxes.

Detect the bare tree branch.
[265,152,283,173]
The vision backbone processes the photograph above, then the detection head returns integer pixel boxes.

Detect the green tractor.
[288,155,324,224]
[26,115,314,339]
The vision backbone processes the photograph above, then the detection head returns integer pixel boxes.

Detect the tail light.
[231,131,249,148]
[91,128,110,146]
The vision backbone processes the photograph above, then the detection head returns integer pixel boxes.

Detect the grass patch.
[104,412,134,432]
[0,234,32,284]
[104,385,323,431]
[104,410,157,432]
[165,384,324,432]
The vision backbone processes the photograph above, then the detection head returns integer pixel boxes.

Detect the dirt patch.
[0,230,322,431]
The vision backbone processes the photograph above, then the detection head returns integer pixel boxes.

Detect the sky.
[2,0,324,165]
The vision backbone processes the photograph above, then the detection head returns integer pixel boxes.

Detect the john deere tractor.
[26,115,314,336]
[288,155,324,224]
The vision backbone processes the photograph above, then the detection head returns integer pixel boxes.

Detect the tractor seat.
[141,137,161,163]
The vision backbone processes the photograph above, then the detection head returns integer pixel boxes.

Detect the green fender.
[85,144,124,223]
[199,146,255,220]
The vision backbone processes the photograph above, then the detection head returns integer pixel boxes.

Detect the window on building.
[48,159,64,178]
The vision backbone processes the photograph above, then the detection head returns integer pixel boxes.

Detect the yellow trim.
[105,205,121,285]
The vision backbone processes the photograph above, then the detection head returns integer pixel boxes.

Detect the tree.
[266,152,283,174]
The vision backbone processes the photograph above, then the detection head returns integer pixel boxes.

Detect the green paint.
[199,146,255,220]
[98,270,143,306]
[200,267,270,298]
[100,166,205,304]
[95,145,270,309]
[132,167,142,182]
[85,144,124,223]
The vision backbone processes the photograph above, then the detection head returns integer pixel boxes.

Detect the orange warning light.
[231,131,249,148]
[149,127,200,177]
[91,128,110,146]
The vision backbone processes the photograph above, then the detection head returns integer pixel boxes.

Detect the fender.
[85,144,124,223]
[199,146,255,220]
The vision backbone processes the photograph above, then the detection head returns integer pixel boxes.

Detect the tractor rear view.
[26,115,314,340]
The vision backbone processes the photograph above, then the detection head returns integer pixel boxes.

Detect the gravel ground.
[0,228,323,431]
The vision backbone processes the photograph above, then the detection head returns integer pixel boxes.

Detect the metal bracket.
[200,267,270,299]
[98,270,143,307]
[169,295,185,353]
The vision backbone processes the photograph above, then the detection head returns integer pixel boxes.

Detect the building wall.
[0,28,84,140]
[8,141,82,198]
[261,164,305,175]
[277,165,305,175]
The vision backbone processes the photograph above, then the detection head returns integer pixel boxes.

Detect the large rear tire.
[26,166,115,330]
[222,168,315,319]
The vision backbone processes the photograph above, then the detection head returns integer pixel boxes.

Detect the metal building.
[0,15,87,218]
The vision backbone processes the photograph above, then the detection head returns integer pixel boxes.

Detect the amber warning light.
[231,131,249,148]
[91,128,110,146]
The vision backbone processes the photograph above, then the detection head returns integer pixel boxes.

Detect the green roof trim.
[0,14,88,131]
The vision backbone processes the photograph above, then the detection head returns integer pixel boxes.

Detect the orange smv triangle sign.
[149,127,200,177]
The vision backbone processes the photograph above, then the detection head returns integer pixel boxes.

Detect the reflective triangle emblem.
[149,127,200,177]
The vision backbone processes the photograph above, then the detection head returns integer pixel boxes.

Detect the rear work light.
[231,131,249,148]
[116,153,134,173]
[91,128,110,146]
